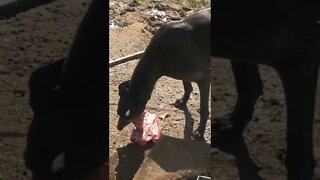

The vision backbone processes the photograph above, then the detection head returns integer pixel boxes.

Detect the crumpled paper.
[130,110,161,146]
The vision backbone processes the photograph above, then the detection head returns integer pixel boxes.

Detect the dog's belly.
[162,65,211,82]
[213,24,320,65]
[160,47,211,82]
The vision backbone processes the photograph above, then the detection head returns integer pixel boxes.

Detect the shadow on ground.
[0,0,56,18]
[212,135,264,180]
[109,135,211,179]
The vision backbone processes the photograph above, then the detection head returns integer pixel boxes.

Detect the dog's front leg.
[277,58,319,180]
[192,76,210,141]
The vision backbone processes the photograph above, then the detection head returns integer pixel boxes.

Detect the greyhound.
[117,9,211,140]
[24,0,107,179]
[212,1,320,179]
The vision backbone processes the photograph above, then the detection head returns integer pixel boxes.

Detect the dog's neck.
[128,53,161,104]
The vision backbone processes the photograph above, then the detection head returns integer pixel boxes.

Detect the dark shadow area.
[0,131,26,137]
[173,102,207,141]
[0,0,56,19]
[177,105,195,140]
[115,142,154,180]
[113,135,211,179]
[214,136,263,180]
[148,135,210,172]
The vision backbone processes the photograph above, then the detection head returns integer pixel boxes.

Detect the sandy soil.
[1,0,319,179]
[109,1,320,180]
[109,1,212,179]
[0,0,90,179]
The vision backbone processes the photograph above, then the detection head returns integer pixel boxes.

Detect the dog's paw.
[173,98,187,108]
[212,118,244,150]
[191,130,206,142]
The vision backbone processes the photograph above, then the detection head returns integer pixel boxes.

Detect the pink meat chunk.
[130,111,161,146]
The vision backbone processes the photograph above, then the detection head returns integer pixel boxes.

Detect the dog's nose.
[117,125,124,131]
[117,121,124,131]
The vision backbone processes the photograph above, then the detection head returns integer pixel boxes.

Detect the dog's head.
[117,80,145,130]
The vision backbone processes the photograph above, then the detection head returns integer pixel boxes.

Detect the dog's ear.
[118,80,130,96]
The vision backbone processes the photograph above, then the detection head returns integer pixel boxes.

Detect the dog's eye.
[118,81,130,96]
[119,88,129,97]
[125,109,130,117]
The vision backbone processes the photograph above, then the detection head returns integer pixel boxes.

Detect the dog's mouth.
[117,112,145,131]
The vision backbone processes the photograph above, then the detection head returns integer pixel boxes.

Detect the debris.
[159,113,170,120]
[197,175,211,180]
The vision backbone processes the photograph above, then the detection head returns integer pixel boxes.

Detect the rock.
[129,0,140,7]
[159,113,170,120]
[125,6,135,12]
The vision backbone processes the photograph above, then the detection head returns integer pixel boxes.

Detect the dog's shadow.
[0,0,56,19]
[0,131,26,137]
[147,135,210,172]
[214,135,264,180]
[112,104,207,179]
[114,142,154,180]
[113,135,210,180]
[177,105,195,140]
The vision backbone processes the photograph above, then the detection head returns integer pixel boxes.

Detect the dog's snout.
[117,123,124,131]
[117,117,131,131]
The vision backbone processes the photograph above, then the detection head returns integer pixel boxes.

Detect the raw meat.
[130,111,161,146]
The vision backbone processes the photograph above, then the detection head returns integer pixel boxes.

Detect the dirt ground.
[0,0,90,179]
[109,0,212,179]
[1,0,319,180]
[109,1,320,180]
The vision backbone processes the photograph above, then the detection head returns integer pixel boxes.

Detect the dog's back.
[138,9,211,82]
[212,0,320,62]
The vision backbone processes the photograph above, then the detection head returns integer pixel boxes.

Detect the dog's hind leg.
[277,58,319,180]
[192,76,210,141]
[230,61,263,133]
[213,61,263,145]
[174,81,193,108]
